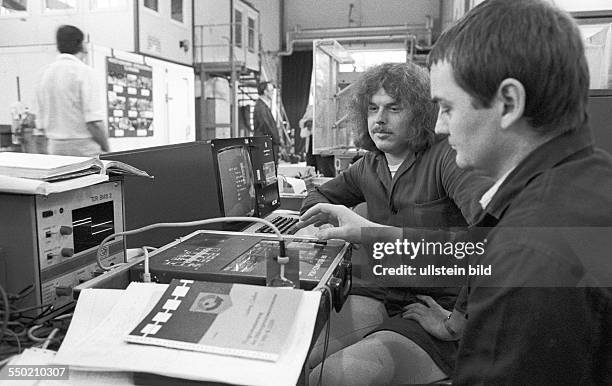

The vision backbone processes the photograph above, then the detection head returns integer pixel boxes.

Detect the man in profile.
[303,62,492,384]
[36,25,109,157]
[300,0,612,383]
[253,81,281,163]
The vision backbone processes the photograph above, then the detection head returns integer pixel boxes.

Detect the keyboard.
[256,215,299,235]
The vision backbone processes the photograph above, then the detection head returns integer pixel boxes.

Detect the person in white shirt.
[36,25,109,157]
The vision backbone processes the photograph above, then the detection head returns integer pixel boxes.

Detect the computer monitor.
[215,144,257,217]
[101,142,223,248]
[211,136,281,220]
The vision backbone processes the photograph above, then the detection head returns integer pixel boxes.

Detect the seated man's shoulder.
[520,155,612,221]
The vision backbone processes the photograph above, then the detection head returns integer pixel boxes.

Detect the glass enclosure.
[312,40,356,155]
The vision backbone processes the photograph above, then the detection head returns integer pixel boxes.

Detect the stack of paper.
[0,152,103,181]
[0,174,109,196]
[0,152,150,195]
[52,282,321,386]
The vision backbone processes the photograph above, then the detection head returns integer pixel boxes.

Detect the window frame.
[234,9,243,49]
[0,0,28,18]
[42,0,78,14]
[170,0,184,24]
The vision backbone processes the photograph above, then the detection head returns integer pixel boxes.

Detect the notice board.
[106,57,154,137]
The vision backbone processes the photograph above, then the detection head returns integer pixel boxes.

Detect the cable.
[96,216,286,272]
[6,284,34,301]
[53,313,73,321]
[2,302,53,317]
[41,328,59,350]
[317,284,333,386]
[141,246,157,283]
[0,355,15,368]
[3,329,21,355]
[0,284,8,343]
[27,325,47,343]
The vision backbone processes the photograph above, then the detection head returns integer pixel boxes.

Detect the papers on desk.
[0,152,150,181]
[53,282,321,386]
[0,174,109,196]
[0,152,150,195]
[279,176,307,195]
[0,347,133,386]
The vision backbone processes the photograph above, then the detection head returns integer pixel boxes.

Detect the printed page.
[52,281,321,386]
[0,174,108,195]
[100,160,151,178]
[0,152,102,179]
[126,279,303,362]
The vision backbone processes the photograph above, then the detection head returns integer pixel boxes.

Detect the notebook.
[125,279,304,362]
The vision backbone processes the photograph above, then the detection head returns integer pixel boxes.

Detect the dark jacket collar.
[484,125,594,220]
[371,135,446,184]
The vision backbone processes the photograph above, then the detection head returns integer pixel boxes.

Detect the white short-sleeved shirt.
[36,54,106,140]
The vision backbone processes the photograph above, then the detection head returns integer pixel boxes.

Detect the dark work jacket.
[301,138,492,228]
[301,138,494,312]
[454,126,612,385]
[253,98,280,146]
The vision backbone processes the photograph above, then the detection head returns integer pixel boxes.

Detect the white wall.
[194,0,261,70]
[0,44,195,152]
[250,0,281,52]
[138,0,193,65]
[284,0,439,32]
[0,0,192,66]
[0,46,57,124]
[0,1,134,52]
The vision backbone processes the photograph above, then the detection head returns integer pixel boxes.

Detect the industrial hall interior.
[0,0,611,385]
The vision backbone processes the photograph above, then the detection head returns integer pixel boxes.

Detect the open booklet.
[125,279,303,362]
[0,152,150,181]
[0,173,110,195]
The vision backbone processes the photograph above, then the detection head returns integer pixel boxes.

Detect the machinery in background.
[9,101,46,154]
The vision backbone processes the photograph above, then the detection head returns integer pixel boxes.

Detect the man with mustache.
[302,62,492,383]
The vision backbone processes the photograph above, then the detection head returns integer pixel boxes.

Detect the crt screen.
[217,146,256,217]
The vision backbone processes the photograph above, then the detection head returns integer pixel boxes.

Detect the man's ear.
[496,78,525,130]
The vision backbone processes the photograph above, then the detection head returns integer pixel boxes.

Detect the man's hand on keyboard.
[296,203,382,243]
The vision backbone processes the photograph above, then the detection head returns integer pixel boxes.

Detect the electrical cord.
[41,328,59,350]
[0,295,72,365]
[27,325,47,343]
[139,246,157,283]
[317,284,333,386]
[6,285,34,302]
[2,329,21,355]
[0,284,8,344]
[53,313,73,321]
[1,302,54,318]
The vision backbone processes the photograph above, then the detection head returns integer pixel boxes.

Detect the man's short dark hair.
[257,81,272,96]
[428,0,589,134]
[56,25,84,55]
[349,62,438,153]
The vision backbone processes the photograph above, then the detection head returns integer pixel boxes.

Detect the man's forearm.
[300,189,332,214]
[86,121,110,152]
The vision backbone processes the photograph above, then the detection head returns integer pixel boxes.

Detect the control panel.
[0,181,126,312]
